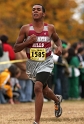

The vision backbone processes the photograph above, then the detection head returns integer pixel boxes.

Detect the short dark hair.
[72,42,78,49]
[33,4,45,13]
[8,64,19,77]
[0,35,8,43]
[78,47,84,53]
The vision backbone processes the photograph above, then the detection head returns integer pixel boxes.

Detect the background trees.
[0,0,84,44]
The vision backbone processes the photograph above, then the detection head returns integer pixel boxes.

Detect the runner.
[14,4,62,124]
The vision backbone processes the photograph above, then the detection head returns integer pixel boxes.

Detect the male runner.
[14,4,62,124]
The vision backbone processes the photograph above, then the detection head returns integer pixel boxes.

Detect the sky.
[73,0,84,23]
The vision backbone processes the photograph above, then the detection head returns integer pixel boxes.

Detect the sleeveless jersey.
[26,23,52,60]
[26,23,54,78]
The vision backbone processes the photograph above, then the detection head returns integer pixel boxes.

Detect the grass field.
[0,100,84,124]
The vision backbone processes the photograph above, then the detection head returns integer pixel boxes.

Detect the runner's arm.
[51,25,62,56]
[14,25,29,52]
[14,25,37,53]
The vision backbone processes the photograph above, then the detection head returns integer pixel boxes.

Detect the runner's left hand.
[54,46,62,56]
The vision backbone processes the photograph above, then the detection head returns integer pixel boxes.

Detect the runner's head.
[32,4,45,20]
[33,4,45,13]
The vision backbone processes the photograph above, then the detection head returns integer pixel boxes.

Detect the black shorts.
[36,72,51,89]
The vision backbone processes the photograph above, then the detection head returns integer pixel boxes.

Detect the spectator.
[0,40,11,103]
[15,50,33,102]
[67,47,80,99]
[77,47,84,98]
[0,40,11,72]
[61,49,69,100]
[0,64,20,104]
[10,67,21,103]
[0,40,3,57]
[10,80,21,103]
[71,41,82,54]
[0,34,15,60]
[0,89,6,104]
[53,55,63,95]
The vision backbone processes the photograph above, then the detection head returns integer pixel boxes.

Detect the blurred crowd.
[0,34,84,104]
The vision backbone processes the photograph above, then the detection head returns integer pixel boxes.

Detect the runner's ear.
[43,13,45,18]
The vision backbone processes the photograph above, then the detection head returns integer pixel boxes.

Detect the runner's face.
[32,5,45,20]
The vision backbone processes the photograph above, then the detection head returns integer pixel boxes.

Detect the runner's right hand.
[26,34,37,45]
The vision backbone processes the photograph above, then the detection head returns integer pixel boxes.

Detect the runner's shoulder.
[21,24,30,30]
[47,24,55,32]
[48,24,55,28]
[20,24,30,32]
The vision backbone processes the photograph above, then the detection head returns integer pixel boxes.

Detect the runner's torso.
[26,23,52,61]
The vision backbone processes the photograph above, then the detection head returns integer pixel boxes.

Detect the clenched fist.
[26,34,37,45]
[54,46,62,56]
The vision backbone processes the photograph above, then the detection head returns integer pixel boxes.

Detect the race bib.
[30,48,46,61]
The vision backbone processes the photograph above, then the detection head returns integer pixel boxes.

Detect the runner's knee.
[34,81,43,94]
